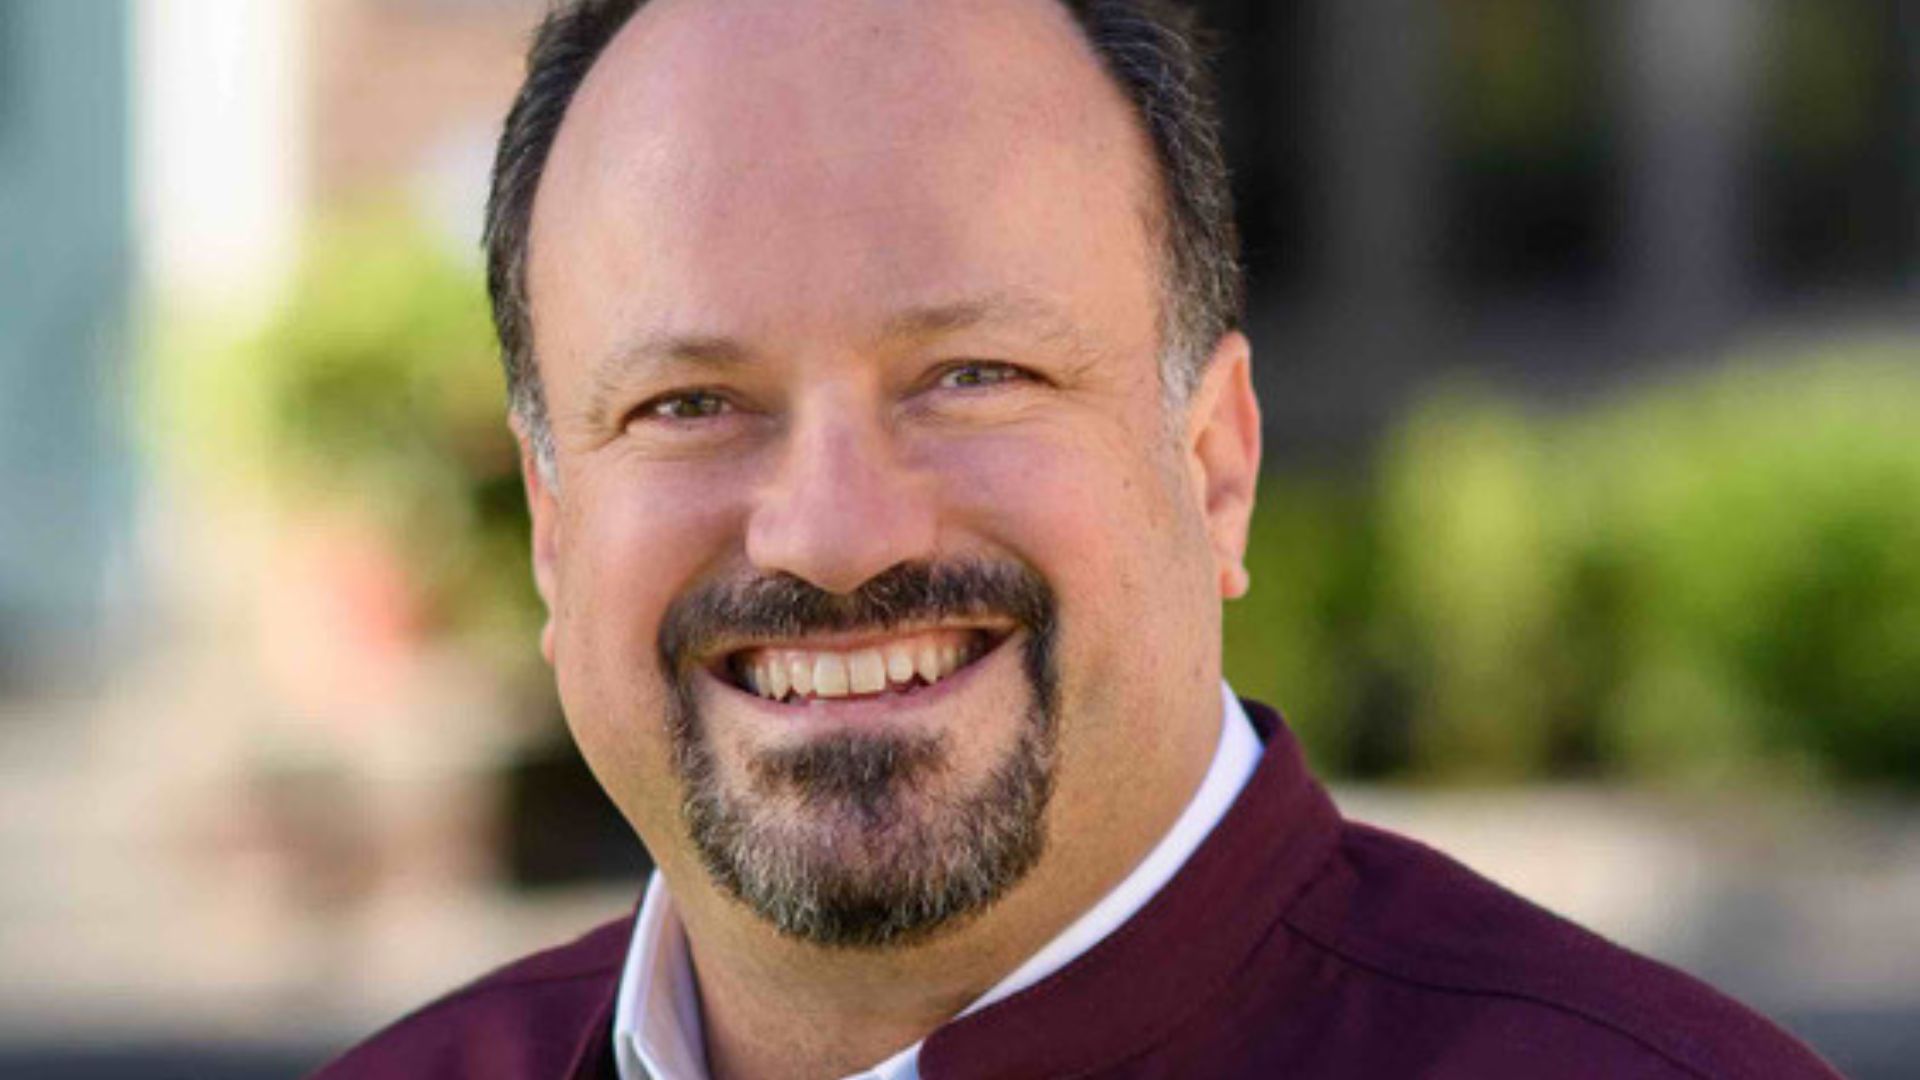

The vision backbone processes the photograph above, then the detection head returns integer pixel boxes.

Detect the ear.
[1183,332,1262,599]
[516,426,561,665]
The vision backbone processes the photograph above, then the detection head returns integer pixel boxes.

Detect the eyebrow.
[585,335,751,430]
[879,294,1092,352]
[584,292,1091,427]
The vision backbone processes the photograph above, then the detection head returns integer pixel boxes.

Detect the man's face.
[522,0,1258,947]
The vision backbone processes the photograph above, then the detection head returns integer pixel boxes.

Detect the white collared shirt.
[613,683,1263,1080]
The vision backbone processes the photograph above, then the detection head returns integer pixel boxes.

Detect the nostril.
[744,453,939,594]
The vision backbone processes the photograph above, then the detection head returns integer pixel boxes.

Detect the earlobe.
[1185,332,1262,600]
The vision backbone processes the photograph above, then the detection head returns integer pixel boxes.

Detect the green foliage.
[1222,474,1381,769]
[168,209,540,663]
[1225,343,1920,790]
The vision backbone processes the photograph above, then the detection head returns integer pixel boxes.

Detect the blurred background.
[0,0,1913,1075]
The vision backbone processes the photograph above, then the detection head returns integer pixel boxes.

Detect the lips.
[723,627,1001,704]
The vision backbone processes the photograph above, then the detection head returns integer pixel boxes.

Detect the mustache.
[658,559,1057,674]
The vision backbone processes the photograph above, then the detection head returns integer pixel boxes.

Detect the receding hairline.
[489,0,1244,469]
[526,0,1175,417]
[521,0,1175,363]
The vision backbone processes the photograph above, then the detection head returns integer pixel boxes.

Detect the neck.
[676,852,1104,1080]
[690,940,966,1080]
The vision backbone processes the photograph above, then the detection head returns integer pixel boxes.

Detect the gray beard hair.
[675,704,1056,948]
[659,560,1060,948]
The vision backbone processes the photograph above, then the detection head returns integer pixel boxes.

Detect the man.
[317,0,1840,1077]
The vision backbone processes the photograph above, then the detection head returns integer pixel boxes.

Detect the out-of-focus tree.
[163,208,540,677]
[1227,342,1920,790]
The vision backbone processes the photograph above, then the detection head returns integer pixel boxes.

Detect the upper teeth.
[738,631,981,702]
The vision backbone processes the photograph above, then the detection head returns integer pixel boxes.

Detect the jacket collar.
[917,701,1339,1079]
[567,700,1333,1080]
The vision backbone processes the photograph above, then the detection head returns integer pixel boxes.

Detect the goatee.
[658,559,1059,948]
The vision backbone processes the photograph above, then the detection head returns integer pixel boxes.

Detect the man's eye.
[642,391,731,421]
[937,362,1029,390]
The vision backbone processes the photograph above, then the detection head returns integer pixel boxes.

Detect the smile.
[722,627,1008,704]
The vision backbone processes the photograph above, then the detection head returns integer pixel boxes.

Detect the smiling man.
[315,1,1840,1078]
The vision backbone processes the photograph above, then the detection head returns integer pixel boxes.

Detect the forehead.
[527,0,1162,377]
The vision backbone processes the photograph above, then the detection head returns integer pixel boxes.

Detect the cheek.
[549,464,746,796]
[931,422,1197,665]
[556,459,747,626]
[935,420,1220,805]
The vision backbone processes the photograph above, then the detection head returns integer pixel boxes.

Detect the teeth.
[849,650,887,694]
[885,645,916,685]
[738,632,987,703]
[915,643,943,684]
[812,654,850,697]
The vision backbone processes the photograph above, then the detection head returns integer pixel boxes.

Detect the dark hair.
[485,0,1242,463]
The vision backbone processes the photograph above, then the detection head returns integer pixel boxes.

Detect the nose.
[745,405,939,595]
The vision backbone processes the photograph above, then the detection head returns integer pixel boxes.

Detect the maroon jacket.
[313,703,1841,1078]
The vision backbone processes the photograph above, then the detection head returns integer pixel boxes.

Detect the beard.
[658,560,1059,948]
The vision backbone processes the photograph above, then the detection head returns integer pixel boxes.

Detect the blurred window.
[1755,0,1913,293]
[1437,0,1616,299]
[1203,0,1316,303]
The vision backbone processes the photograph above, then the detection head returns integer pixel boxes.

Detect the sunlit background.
[0,0,1914,1075]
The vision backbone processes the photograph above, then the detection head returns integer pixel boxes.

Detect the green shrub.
[161,209,540,667]
[1578,351,1920,786]
[1225,342,1920,789]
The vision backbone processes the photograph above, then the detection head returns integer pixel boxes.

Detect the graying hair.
[658,558,1061,946]
[484,0,1242,470]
